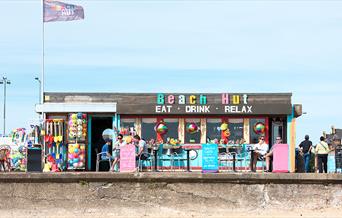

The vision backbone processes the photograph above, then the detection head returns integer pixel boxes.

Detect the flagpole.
[41,0,46,158]
[41,0,45,105]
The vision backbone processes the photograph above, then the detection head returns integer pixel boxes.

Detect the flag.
[43,0,84,22]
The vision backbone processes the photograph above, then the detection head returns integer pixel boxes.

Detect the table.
[153,147,159,172]
[182,144,201,172]
[227,146,242,172]
[250,149,255,172]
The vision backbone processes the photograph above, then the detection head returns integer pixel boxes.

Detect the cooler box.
[272,144,289,173]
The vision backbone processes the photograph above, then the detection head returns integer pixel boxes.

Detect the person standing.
[100,140,113,171]
[133,135,148,161]
[298,135,313,173]
[315,136,329,173]
[110,134,126,172]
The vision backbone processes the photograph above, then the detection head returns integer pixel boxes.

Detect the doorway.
[270,118,286,146]
[90,116,113,171]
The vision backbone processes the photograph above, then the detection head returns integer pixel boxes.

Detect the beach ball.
[73,163,78,168]
[155,122,168,135]
[186,122,199,134]
[79,155,84,162]
[72,114,77,120]
[220,123,228,131]
[77,113,83,119]
[82,114,87,119]
[69,147,74,154]
[76,119,82,125]
[74,148,79,154]
[253,122,266,135]
[80,145,85,150]
[78,162,84,168]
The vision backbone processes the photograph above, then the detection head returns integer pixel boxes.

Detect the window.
[228,118,243,143]
[141,118,157,141]
[250,118,266,144]
[206,118,221,142]
[162,118,179,141]
[120,118,136,135]
[185,118,201,144]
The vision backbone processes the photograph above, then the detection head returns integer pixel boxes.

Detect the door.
[271,121,284,146]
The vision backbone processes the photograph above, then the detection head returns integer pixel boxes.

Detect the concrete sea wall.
[0,173,342,218]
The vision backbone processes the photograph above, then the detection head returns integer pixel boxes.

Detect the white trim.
[35,103,117,113]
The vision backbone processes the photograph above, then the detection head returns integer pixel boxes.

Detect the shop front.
[36,92,302,172]
[36,101,117,171]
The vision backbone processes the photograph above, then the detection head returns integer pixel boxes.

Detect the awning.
[35,103,117,113]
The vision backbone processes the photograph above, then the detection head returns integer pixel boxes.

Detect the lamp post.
[35,77,42,104]
[0,76,11,136]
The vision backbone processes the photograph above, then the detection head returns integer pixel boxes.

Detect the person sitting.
[251,136,269,172]
[264,136,282,172]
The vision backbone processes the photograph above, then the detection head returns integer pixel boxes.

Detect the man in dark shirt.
[298,135,313,173]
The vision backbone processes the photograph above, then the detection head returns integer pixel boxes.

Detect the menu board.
[120,144,136,172]
[202,144,219,173]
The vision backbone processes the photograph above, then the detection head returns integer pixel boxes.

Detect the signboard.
[202,144,219,173]
[45,92,293,115]
[272,143,289,173]
[120,144,136,172]
[117,93,292,115]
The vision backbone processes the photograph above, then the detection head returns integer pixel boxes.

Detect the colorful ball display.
[253,122,266,135]
[68,113,87,140]
[186,122,199,134]
[68,143,85,170]
[155,122,168,135]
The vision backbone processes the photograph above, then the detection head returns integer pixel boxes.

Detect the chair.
[185,149,198,172]
[158,146,174,171]
[250,151,266,172]
[171,147,185,171]
[138,152,153,172]
[257,156,267,173]
[96,152,112,172]
[218,152,230,172]
[236,144,250,172]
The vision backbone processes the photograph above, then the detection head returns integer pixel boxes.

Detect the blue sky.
[0,0,341,144]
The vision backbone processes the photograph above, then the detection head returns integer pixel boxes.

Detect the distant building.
[323,126,342,145]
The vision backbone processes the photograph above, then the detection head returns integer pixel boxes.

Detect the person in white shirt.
[133,135,148,161]
[110,134,126,172]
[251,136,269,172]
